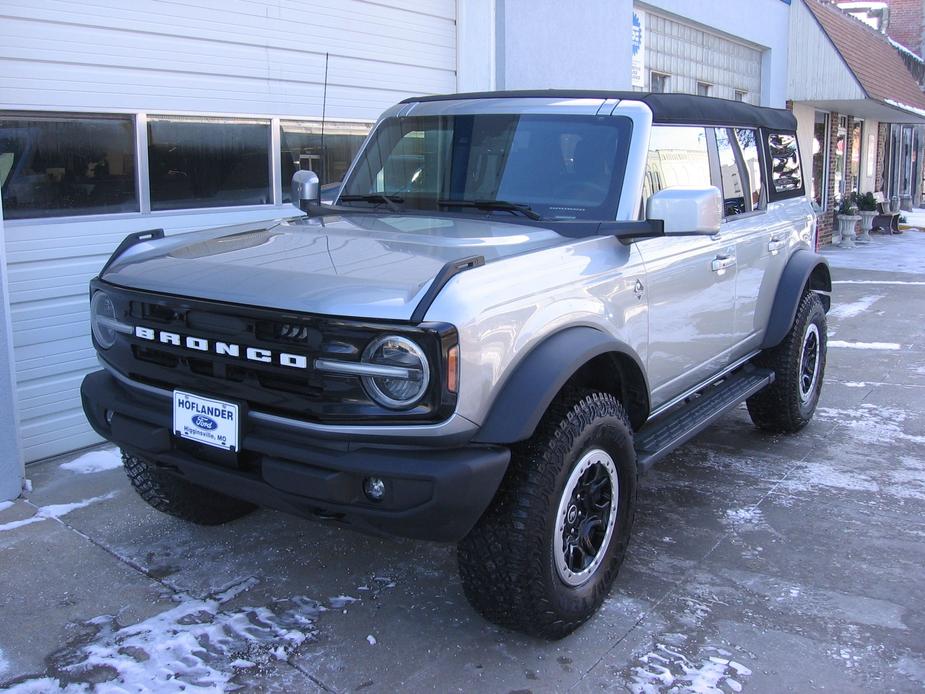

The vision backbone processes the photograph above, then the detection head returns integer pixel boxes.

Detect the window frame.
[697,82,712,97]
[650,71,671,94]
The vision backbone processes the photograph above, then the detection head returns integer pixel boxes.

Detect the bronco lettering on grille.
[134,326,308,369]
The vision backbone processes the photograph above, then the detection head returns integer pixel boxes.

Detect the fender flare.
[472,326,648,445]
[761,249,831,349]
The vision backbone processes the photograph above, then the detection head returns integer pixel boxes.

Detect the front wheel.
[747,291,827,432]
[457,390,637,639]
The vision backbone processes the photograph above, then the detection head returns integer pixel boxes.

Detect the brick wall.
[876,122,889,192]
[817,111,841,247]
[885,0,925,57]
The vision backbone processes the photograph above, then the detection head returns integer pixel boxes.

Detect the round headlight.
[90,291,118,349]
[361,335,430,409]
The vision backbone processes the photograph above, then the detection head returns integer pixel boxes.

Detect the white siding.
[0,0,457,119]
[0,0,457,462]
[643,9,763,104]
[788,0,866,102]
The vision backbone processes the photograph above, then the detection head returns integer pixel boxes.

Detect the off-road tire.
[747,291,827,432]
[122,451,255,525]
[457,390,637,639]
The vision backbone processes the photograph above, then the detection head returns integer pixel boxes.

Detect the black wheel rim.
[554,449,619,586]
[799,323,820,403]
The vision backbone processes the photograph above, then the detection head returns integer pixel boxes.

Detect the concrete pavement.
[1,232,924,693]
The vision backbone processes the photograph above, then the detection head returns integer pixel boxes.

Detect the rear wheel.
[123,451,255,525]
[747,291,827,432]
[457,390,637,639]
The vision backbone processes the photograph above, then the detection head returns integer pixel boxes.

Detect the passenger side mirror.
[646,186,722,236]
[291,170,320,212]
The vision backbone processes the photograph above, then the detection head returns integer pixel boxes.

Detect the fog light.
[363,477,386,502]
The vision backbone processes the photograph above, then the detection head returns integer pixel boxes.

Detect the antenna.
[320,52,329,183]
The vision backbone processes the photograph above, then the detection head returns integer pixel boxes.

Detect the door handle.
[711,255,736,273]
[768,239,787,255]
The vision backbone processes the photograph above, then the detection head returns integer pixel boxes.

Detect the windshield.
[339,114,632,221]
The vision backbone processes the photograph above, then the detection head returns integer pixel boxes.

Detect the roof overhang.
[796,98,925,123]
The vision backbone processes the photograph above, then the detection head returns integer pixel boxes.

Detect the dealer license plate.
[173,390,240,451]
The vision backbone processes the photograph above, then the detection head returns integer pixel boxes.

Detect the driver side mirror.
[291,170,320,212]
[646,186,722,236]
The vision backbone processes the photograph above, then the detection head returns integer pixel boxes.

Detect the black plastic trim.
[411,255,485,323]
[761,250,831,349]
[81,369,509,542]
[100,229,165,277]
[473,327,649,444]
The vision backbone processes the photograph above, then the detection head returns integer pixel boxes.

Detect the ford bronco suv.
[81,91,830,639]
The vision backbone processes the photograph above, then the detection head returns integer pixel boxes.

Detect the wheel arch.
[472,326,650,444]
[761,250,831,350]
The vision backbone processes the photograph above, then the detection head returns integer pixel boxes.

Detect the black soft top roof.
[399,90,797,131]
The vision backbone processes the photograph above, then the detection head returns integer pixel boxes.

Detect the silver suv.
[81,91,831,638]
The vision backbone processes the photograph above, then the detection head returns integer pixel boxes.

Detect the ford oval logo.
[192,415,217,431]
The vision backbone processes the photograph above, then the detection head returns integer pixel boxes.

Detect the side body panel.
[634,233,737,409]
[425,235,649,428]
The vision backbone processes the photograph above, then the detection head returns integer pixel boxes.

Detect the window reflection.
[0,115,137,220]
[148,117,270,211]
[280,120,371,199]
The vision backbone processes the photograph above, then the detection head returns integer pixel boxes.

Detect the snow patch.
[833,280,925,286]
[328,595,359,609]
[828,294,883,320]
[816,404,925,446]
[829,340,901,350]
[723,506,765,531]
[60,449,121,474]
[629,643,751,694]
[2,587,323,693]
[0,492,117,533]
[843,382,868,388]
[366,634,377,646]
[0,501,13,513]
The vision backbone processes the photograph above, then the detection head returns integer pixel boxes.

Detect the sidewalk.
[2,234,924,693]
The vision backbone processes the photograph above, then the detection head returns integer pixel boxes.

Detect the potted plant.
[855,192,877,244]
[835,195,860,248]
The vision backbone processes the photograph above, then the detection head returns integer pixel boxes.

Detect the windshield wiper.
[437,198,542,220]
[339,193,404,213]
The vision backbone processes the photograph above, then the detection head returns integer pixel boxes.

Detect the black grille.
[94,280,456,424]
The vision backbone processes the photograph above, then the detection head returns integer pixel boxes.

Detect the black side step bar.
[634,366,774,474]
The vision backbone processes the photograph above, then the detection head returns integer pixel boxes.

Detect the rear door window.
[714,127,764,217]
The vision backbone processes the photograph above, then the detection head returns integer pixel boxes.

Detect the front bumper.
[81,370,509,542]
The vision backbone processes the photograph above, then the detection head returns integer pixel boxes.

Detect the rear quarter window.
[766,131,804,200]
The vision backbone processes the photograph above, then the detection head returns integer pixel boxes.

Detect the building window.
[0,114,137,220]
[643,126,711,200]
[812,111,829,208]
[280,120,371,200]
[734,90,747,102]
[834,116,848,203]
[650,72,670,93]
[849,119,863,195]
[767,132,803,195]
[697,82,712,97]
[147,117,271,211]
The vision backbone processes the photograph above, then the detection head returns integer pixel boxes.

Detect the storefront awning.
[790,0,925,123]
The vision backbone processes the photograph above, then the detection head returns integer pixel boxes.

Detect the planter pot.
[857,210,878,244]
[837,214,860,248]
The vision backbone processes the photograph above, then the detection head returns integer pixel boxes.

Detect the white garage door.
[1,0,457,462]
